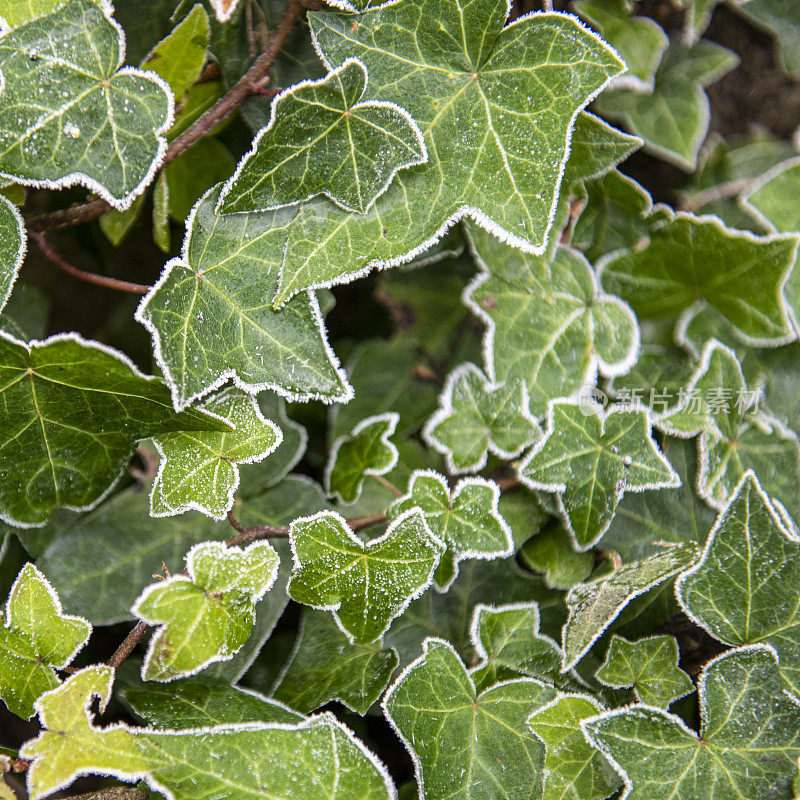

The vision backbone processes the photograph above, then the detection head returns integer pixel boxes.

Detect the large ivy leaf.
[0,0,174,209]
[466,227,639,416]
[132,540,279,681]
[288,509,444,643]
[383,637,557,800]
[22,665,395,800]
[0,195,24,315]
[583,645,800,800]
[135,186,352,411]
[518,401,680,550]
[0,563,89,719]
[0,332,227,528]
[422,362,539,474]
[737,0,800,77]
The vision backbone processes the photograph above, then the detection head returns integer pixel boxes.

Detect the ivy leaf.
[681,0,719,41]
[22,665,396,800]
[520,526,595,589]
[272,608,399,715]
[595,634,693,708]
[561,542,700,671]
[288,508,444,644]
[387,470,513,591]
[132,540,280,681]
[583,645,800,800]
[383,637,557,800]
[422,362,539,474]
[266,0,625,304]
[519,401,680,550]
[0,194,25,314]
[0,0,60,27]
[0,564,90,719]
[325,412,399,504]
[599,211,798,345]
[135,186,353,412]
[737,0,800,77]
[0,332,227,528]
[150,387,282,520]
[740,157,800,234]
[467,229,639,417]
[564,112,643,185]
[219,58,426,214]
[0,0,174,209]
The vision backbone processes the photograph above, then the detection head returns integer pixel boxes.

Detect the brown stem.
[373,474,404,498]
[107,621,150,669]
[26,0,303,233]
[31,232,150,295]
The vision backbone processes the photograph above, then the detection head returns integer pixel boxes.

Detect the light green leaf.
[583,644,800,800]
[272,608,399,715]
[520,525,594,589]
[0,331,227,528]
[740,156,800,234]
[150,387,281,520]
[325,412,399,504]
[466,227,640,416]
[599,211,798,345]
[681,0,719,41]
[220,58,425,214]
[561,542,700,671]
[0,0,174,209]
[151,171,170,251]
[737,0,800,77]
[519,401,680,550]
[0,563,89,719]
[595,634,693,707]
[288,509,443,644]
[388,470,512,590]
[0,193,25,314]
[135,186,353,411]
[22,665,395,800]
[0,0,60,27]
[563,112,642,184]
[422,362,539,474]
[383,637,557,800]
[132,540,280,681]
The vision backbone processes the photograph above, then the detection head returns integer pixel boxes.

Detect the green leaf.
[0,0,60,27]
[422,362,539,474]
[561,542,700,671]
[520,525,595,589]
[383,637,557,800]
[563,112,642,185]
[22,665,395,800]
[220,58,425,214]
[150,387,281,520]
[288,508,444,643]
[519,401,680,550]
[132,540,279,681]
[135,186,353,411]
[583,644,800,800]
[388,470,512,590]
[0,331,227,528]
[0,0,174,209]
[325,412,399,504]
[272,608,398,715]
[737,0,800,77]
[599,211,799,345]
[740,156,800,234]
[596,39,738,170]
[466,228,640,417]
[264,0,625,304]
[595,634,693,707]
[0,563,89,719]
[681,0,719,41]
[0,194,25,314]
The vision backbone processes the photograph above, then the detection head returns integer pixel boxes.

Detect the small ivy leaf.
[682,0,719,41]
[561,542,700,671]
[288,508,444,644]
[0,0,60,27]
[595,634,693,708]
[209,0,240,23]
[657,340,800,516]
[736,0,800,77]
[0,564,90,719]
[325,412,399,504]
[135,186,353,412]
[518,401,680,550]
[387,470,513,591]
[0,0,174,210]
[132,540,280,681]
[150,387,282,520]
[527,693,622,800]
[0,193,25,314]
[564,112,643,185]
[272,608,399,715]
[466,227,640,417]
[596,39,738,170]
[583,645,800,800]
[519,525,595,589]
[383,637,557,800]
[219,58,426,214]
[0,331,228,528]
[677,470,800,699]
[740,156,800,234]
[422,362,539,475]
[21,665,396,800]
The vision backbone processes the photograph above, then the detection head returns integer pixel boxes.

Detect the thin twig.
[678,178,752,213]
[107,621,150,670]
[373,474,404,498]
